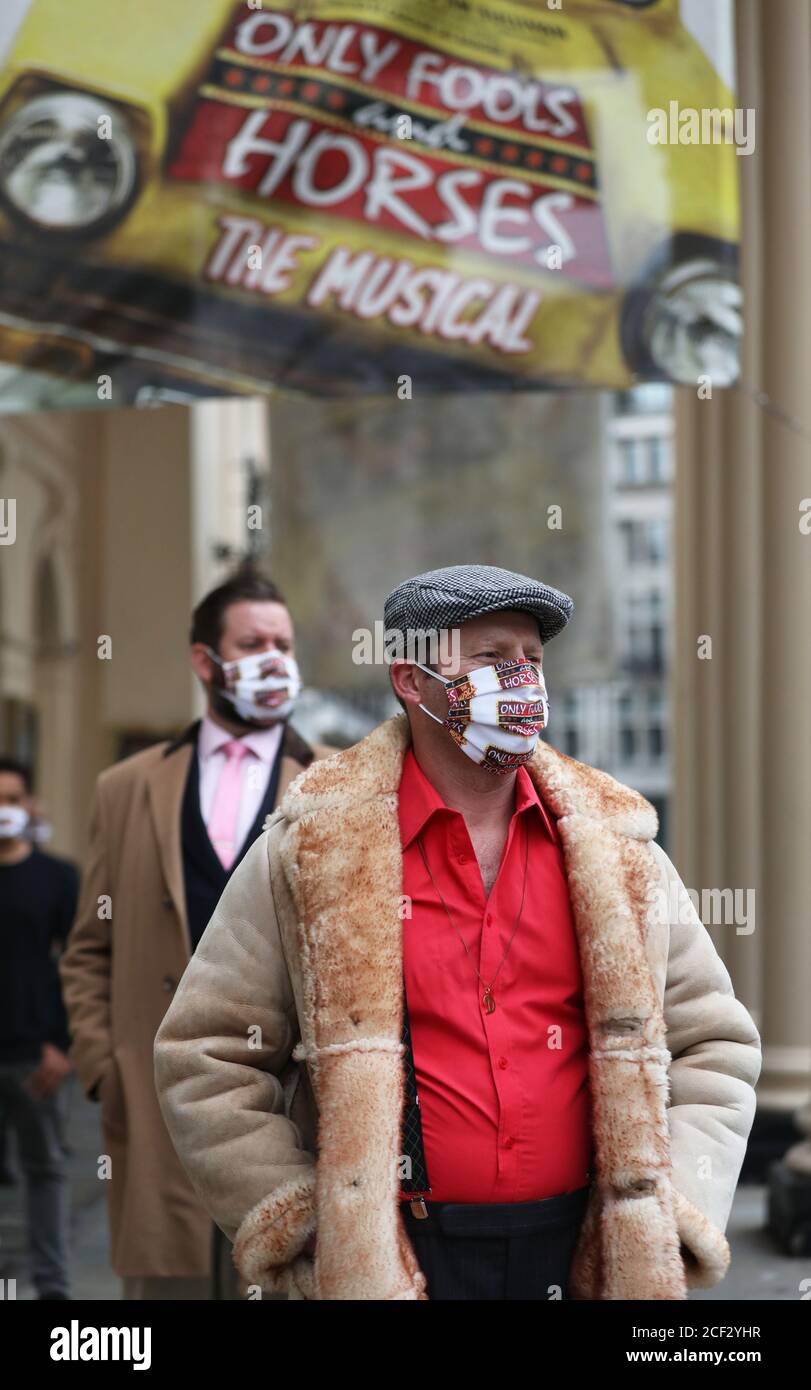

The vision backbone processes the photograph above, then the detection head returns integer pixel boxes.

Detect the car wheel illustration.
[620,234,742,386]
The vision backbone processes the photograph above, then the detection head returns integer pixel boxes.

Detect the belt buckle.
[404,1193,430,1219]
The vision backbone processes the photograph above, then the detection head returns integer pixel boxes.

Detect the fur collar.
[277,712,658,841]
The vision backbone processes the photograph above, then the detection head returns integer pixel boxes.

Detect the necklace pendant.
[483,989,496,1014]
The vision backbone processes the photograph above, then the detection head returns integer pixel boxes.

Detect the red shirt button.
[485,912,493,927]
[504,1136,516,1149]
[497,1056,508,1069]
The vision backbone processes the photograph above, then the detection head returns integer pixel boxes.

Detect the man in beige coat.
[154,564,761,1300]
[60,570,331,1298]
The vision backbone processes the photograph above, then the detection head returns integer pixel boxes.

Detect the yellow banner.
[0,0,741,408]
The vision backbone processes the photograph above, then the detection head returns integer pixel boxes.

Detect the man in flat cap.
[154,564,761,1301]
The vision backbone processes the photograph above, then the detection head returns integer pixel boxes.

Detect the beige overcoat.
[59,720,329,1278]
[154,714,762,1299]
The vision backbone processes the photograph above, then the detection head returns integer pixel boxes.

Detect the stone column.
[673,0,811,1112]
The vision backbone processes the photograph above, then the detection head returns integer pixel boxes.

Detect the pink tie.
[207,739,251,869]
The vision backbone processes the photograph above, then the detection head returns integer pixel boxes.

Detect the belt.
[400,1186,592,1237]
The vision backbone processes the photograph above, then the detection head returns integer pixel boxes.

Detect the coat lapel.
[276,721,319,803]
[276,714,687,1300]
[147,740,195,953]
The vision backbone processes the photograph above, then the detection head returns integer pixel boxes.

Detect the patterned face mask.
[414,657,549,775]
[204,645,301,723]
[0,805,29,839]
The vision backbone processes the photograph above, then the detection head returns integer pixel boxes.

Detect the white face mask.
[28,819,53,845]
[205,645,302,724]
[415,657,549,775]
[0,805,30,839]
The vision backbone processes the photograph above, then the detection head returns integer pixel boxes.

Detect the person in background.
[0,756,78,1300]
[59,570,332,1300]
[25,796,55,847]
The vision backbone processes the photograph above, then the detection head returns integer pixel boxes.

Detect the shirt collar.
[398,746,559,848]
[198,713,284,764]
[515,761,560,844]
[398,747,450,849]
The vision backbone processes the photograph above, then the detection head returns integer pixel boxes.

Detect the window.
[618,518,669,566]
[648,435,668,482]
[619,519,642,563]
[618,434,672,486]
[620,438,647,484]
[629,621,650,663]
[648,689,667,758]
[624,591,667,672]
[620,383,673,415]
[619,692,636,760]
[561,690,580,758]
[647,518,668,564]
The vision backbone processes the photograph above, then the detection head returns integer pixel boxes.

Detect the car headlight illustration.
[0,91,137,235]
[623,254,742,387]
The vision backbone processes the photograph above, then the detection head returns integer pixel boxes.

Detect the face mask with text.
[415,657,549,774]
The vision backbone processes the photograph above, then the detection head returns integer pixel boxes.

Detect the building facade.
[0,398,269,861]
[553,383,673,848]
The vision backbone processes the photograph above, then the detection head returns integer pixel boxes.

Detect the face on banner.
[0,0,739,410]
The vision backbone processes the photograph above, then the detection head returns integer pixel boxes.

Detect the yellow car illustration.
[0,0,741,402]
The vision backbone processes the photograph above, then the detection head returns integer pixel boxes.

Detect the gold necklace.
[416,820,530,1014]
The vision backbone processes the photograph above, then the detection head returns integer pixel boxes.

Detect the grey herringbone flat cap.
[384,564,573,645]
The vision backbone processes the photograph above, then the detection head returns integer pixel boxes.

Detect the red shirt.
[398,747,593,1203]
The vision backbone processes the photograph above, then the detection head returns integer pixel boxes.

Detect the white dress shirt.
[197,714,284,855]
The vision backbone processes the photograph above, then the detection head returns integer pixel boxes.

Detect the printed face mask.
[0,805,30,839]
[205,646,302,724]
[415,657,549,775]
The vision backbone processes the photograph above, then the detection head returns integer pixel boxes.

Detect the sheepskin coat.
[154,714,761,1300]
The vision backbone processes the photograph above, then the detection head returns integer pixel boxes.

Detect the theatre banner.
[0,0,740,409]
